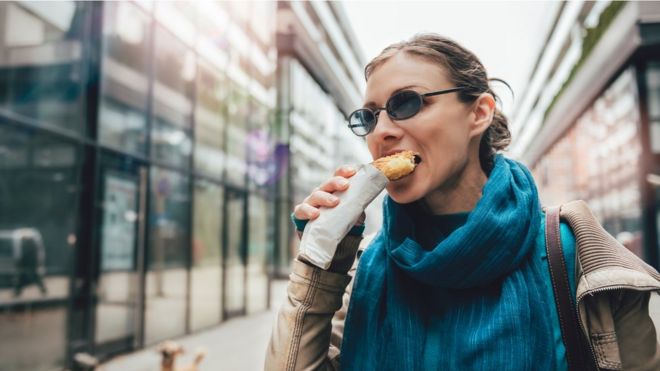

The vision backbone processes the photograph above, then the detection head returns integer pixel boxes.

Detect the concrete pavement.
[101,280,288,371]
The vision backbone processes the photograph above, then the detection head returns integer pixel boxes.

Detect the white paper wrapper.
[298,164,389,269]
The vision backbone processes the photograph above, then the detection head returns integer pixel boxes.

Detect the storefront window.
[0,0,280,364]
[224,188,245,317]
[0,125,80,370]
[98,2,150,155]
[190,179,223,331]
[250,100,271,130]
[94,154,144,347]
[534,68,644,258]
[225,81,248,188]
[194,62,226,179]
[145,167,190,345]
[579,69,643,257]
[646,62,660,266]
[247,121,275,189]
[247,193,269,314]
[151,26,194,169]
[647,62,660,154]
[0,1,87,134]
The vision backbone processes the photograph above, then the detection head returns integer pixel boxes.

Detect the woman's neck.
[422,155,488,215]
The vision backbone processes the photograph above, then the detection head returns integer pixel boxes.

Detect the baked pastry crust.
[371,150,419,181]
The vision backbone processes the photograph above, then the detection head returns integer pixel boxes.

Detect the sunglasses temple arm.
[422,87,464,97]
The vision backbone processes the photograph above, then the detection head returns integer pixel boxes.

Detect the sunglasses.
[347,87,464,136]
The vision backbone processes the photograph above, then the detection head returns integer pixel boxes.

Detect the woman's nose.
[370,111,403,141]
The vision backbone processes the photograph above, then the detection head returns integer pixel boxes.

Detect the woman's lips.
[381,149,423,163]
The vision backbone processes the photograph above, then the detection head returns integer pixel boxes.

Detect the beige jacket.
[265,201,660,370]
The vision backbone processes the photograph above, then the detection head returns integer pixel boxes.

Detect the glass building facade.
[512,2,660,268]
[0,1,277,369]
[532,68,645,257]
[532,59,660,265]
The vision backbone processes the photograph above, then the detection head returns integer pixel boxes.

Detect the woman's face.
[364,52,482,204]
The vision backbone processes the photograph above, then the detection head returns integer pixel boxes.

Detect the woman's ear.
[469,93,496,138]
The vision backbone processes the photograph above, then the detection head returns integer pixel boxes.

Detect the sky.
[342,1,560,117]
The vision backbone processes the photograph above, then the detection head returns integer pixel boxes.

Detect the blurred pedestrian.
[266,34,660,370]
[13,235,47,297]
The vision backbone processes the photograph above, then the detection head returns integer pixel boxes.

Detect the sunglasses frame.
[347,87,465,136]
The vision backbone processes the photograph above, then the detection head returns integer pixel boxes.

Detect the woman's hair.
[365,33,511,173]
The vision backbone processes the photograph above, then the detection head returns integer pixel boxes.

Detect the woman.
[266,34,660,370]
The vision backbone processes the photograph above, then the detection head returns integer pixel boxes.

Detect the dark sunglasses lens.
[348,109,376,136]
[387,91,422,120]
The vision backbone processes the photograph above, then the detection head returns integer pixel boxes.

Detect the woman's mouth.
[371,150,420,181]
[392,155,422,183]
[381,149,423,162]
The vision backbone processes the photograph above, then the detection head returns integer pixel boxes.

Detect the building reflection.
[533,69,645,257]
[512,2,660,266]
[0,1,367,370]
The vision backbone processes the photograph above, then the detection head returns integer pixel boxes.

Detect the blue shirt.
[421,213,577,370]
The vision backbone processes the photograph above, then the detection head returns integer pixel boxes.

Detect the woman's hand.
[293,166,366,237]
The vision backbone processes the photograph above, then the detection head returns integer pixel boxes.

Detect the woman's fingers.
[318,176,350,193]
[294,187,342,221]
[295,189,340,220]
[293,165,357,222]
[334,165,357,178]
[293,202,320,220]
[303,190,340,209]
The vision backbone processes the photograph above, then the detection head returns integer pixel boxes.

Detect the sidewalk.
[102,280,660,371]
[101,280,288,371]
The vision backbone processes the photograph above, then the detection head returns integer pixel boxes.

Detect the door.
[223,188,246,318]
[93,153,147,355]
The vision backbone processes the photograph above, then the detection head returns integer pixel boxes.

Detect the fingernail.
[338,178,349,187]
[345,166,355,173]
[328,195,338,203]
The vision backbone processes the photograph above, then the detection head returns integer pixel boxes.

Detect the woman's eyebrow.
[362,85,425,108]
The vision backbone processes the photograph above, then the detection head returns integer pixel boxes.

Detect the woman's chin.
[386,180,423,204]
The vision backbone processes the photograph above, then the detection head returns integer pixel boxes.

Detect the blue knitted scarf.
[341,155,555,370]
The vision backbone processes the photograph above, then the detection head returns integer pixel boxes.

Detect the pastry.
[371,150,420,180]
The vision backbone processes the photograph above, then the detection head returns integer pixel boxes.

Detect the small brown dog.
[157,341,207,371]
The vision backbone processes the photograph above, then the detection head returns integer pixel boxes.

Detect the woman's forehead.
[364,52,449,103]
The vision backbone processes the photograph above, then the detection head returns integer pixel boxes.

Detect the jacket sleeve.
[614,290,660,370]
[264,236,361,371]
